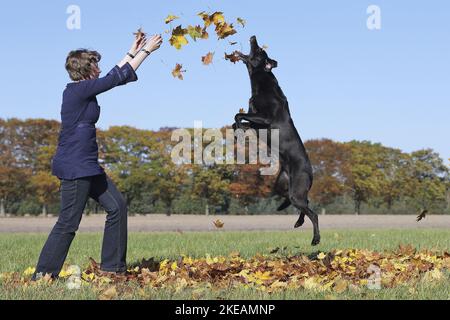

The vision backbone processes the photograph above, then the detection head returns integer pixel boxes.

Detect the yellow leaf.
[215,22,237,39]
[82,272,95,281]
[236,18,246,28]
[169,26,189,50]
[171,262,178,271]
[317,252,326,260]
[165,14,180,24]
[23,267,35,276]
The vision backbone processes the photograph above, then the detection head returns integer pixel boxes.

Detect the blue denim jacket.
[52,62,138,180]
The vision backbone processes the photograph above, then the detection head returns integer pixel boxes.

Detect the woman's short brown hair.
[65,49,101,81]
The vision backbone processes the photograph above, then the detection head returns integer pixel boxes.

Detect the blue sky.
[0,1,449,162]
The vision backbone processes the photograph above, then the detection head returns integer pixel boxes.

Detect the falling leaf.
[215,22,237,39]
[211,12,225,26]
[262,45,269,50]
[236,18,246,27]
[172,63,186,80]
[202,52,214,65]
[229,41,238,46]
[225,52,240,64]
[239,108,246,114]
[213,219,224,228]
[165,14,180,24]
[133,28,146,39]
[417,209,427,222]
[169,25,189,50]
[187,25,208,41]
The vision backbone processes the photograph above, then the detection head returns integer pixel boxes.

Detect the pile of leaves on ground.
[1,245,448,299]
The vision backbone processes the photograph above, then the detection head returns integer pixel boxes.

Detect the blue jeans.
[33,173,128,279]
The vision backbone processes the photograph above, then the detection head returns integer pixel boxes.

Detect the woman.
[32,32,163,280]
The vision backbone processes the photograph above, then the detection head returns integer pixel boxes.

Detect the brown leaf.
[213,219,224,228]
[416,209,427,222]
[99,286,117,300]
[202,52,214,65]
[225,52,240,64]
[172,63,186,80]
[133,28,146,39]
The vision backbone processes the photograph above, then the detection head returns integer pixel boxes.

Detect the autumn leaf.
[225,52,240,64]
[169,25,189,50]
[187,25,208,41]
[237,18,246,27]
[317,252,327,260]
[165,14,180,24]
[99,286,118,300]
[239,108,246,114]
[262,45,269,50]
[215,22,237,39]
[199,11,225,28]
[229,41,238,46]
[172,63,186,80]
[213,219,224,228]
[198,11,211,27]
[333,278,348,293]
[23,267,35,276]
[417,209,427,222]
[133,28,146,39]
[202,52,214,65]
[211,12,225,26]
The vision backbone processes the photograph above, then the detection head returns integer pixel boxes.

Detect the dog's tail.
[277,198,291,211]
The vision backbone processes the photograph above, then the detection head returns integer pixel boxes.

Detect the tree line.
[0,118,449,216]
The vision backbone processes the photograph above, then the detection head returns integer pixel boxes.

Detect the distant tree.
[305,139,351,210]
[191,165,230,215]
[404,149,449,211]
[345,141,387,214]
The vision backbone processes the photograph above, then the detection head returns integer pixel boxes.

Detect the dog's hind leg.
[273,170,291,211]
[304,207,320,246]
[289,172,320,246]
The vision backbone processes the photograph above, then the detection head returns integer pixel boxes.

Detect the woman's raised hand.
[143,34,163,54]
[130,32,147,56]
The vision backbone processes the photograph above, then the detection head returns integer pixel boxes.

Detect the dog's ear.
[264,59,278,72]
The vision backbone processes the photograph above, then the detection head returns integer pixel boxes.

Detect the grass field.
[0,229,449,300]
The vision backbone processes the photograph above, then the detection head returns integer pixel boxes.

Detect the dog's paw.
[294,217,305,228]
[311,237,321,246]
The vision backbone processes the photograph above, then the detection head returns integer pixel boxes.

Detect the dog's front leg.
[235,113,272,128]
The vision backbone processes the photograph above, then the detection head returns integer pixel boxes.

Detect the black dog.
[233,36,320,245]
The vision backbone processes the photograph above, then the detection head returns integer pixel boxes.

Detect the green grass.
[0,229,449,300]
